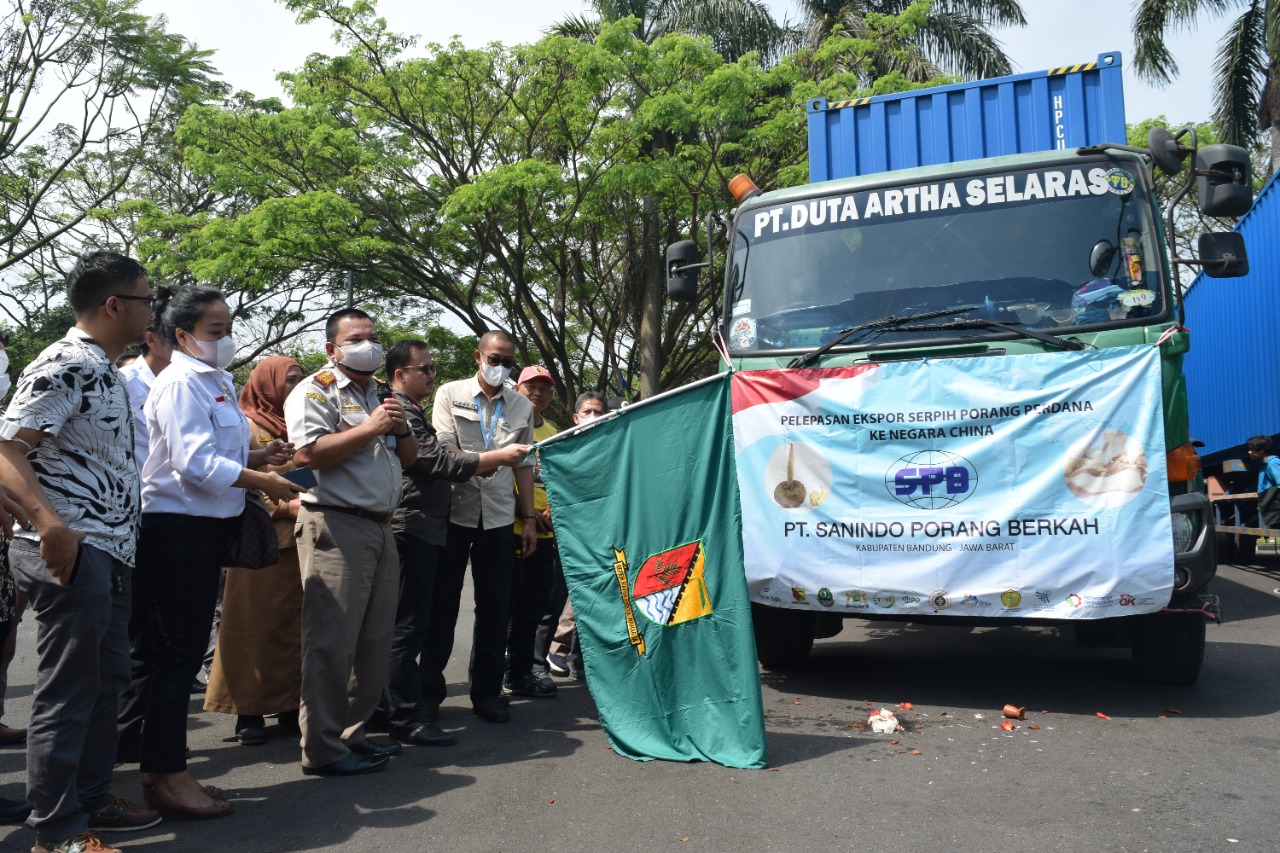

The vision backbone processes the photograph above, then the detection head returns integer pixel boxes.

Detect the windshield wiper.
[788,306,980,368]
[891,318,1084,350]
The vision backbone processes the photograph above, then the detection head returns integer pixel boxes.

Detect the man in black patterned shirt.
[0,252,160,853]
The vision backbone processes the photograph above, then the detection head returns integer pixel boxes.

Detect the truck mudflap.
[1171,491,1216,595]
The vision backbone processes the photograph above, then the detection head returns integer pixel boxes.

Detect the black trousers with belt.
[124,513,236,773]
[422,522,516,709]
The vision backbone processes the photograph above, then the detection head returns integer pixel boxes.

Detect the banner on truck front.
[730,345,1174,618]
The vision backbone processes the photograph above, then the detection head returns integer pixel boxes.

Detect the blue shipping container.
[1183,171,1280,458]
[808,52,1127,182]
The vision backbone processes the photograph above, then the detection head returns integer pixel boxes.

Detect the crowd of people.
[0,251,603,853]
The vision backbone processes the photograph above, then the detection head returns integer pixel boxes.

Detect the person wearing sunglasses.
[0,251,159,853]
[379,340,529,745]
[426,330,538,724]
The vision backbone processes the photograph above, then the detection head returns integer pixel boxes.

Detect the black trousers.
[507,536,558,679]
[422,522,515,708]
[532,547,571,675]
[125,513,236,773]
[384,531,443,730]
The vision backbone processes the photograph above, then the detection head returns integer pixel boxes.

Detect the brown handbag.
[220,490,281,569]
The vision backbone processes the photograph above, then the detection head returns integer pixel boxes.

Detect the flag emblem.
[632,541,713,626]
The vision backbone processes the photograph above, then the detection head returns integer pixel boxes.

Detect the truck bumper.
[1171,491,1216,594]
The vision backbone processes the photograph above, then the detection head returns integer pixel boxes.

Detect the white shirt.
[0,348,10,402]
[141,350,248,518]
[120,357,158,470]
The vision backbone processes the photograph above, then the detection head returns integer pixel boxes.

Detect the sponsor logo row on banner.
[755,584,1159,614]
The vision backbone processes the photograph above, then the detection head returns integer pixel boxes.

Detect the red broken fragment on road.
[1096,712,1111,720]
[898,702,913,711]
[1000,720,1015,731]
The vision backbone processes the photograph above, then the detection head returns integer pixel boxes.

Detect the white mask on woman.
[186,335,236,370]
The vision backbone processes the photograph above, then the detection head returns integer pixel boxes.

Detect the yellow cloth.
[515,418,558,539]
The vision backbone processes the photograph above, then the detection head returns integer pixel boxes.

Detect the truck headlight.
[1171,511,1194,554]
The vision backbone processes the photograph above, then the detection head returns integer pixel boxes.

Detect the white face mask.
[480,363,510,387]
[576,413,596,424]
[335,339,384,374]
[186,335,236,370]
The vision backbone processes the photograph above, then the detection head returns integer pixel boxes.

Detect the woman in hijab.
[204,356,307,746]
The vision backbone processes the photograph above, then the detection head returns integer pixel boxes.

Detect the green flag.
[539,374,767,769]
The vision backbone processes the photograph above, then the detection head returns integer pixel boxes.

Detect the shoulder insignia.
[305,392,327,403]
[314,370,336,387]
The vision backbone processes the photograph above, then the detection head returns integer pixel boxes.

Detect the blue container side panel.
[808,52,1127,182]
[1183,171,1280,457]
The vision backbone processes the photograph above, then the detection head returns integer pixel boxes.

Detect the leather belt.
[308,503,394,525]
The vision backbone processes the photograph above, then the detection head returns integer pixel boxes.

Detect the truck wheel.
[1130,602,1206,685]
[751,604,815,669]
[1237,535,1258,563]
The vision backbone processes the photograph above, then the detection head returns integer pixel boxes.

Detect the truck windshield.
[725,161,1165,353]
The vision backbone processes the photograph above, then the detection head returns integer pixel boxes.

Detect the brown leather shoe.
[143,786,234,821]
[0,724,26,746]
[141,779,224,801]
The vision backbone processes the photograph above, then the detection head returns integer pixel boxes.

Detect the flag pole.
[536,372,730,450]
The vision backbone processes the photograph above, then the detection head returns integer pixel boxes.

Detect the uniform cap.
[517,365,555,386]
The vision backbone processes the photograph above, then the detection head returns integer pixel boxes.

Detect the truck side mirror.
[1147,126,1184,176]
[666,240,700,302]
[1197,232,1248,278]
[1088,240,1116,277]
[1196,144,1252,217]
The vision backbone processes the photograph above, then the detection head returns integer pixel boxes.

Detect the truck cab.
[668,55,1253,685]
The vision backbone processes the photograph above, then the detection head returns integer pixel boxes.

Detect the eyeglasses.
[104,293,157,306]
[405,363,438,376]
[483,353,517,369]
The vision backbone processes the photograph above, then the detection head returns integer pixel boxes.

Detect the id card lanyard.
[476,394,504,449]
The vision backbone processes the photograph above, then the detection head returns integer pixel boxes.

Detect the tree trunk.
[1270,123,1280,181]
[638,195,665,399]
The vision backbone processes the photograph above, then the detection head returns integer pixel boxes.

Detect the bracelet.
[524,514,538,519]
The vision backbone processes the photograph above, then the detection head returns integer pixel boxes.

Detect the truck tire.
[1130,602,1206,685]
[1237,534,1258,563]
[751,604,815,669]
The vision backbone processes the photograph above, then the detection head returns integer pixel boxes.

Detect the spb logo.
[885,450,979,510]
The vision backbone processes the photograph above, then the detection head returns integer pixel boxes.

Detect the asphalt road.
[2,555,1278,853]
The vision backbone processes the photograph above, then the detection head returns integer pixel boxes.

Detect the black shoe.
[347,737,402,757]
[398,721,458,746]
[0,796,29,825]
[302,752,389,776]
[472,697,510,723]
[235,715,267,746]
[505,671,558,698]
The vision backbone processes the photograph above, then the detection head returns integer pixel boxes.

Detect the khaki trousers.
[296,507,399,768]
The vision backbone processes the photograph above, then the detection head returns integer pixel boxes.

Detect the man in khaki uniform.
[425,330,537,724]
[285,308,418,776]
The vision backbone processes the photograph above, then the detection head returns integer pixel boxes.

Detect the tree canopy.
[135,0,945,406]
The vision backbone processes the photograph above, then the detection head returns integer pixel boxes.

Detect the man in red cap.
[503,365,561,698]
